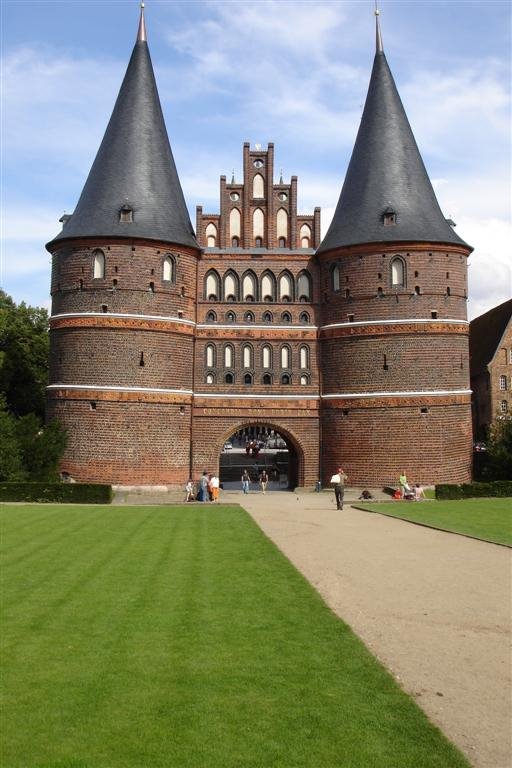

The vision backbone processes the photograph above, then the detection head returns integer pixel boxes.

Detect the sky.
[1,0,510,320]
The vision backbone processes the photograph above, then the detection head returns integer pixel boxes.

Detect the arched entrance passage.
[218,422,303,490]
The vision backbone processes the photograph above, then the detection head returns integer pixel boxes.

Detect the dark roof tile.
[318,52,471,254]
[47,36,197,250]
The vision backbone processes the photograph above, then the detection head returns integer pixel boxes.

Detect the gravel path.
[234,490,511,768]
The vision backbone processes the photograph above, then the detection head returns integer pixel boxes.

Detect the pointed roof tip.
[137,2,147,43]
[375,6,384,54]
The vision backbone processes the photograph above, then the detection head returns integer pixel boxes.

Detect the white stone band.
[322,388,472,399]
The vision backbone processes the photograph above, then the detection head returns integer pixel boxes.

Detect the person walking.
[259,469,269,494]
[241,469,250,494]
[330,467,348,510]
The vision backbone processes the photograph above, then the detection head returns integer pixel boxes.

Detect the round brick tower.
[318,14,473,487]
[46,8,199,485]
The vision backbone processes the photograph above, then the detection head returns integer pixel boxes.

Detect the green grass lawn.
[1,504,469,768]
[355,498,512,546]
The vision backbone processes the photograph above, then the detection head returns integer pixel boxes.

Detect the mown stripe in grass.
[1,505,470,768]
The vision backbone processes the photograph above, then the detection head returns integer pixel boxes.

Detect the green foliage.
[0,402,25,481]
[0,482,113,503]
[0,400,66,482]
[435,483,463,499]
[0,290,49,419]
[435,481,512,500]
[0,292,66,482]
[484,419,512,480]
[16,414,67,481]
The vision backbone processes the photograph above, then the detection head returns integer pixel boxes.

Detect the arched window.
[500,375,507,390]
[276,208,288,245]
[300,374,309,385]
[279,272,293,301]
[261,272,276,301]
[206,310,216,323]
[224,345,234,368]
[280,345,291,369]
[205,270,220,300]
[263,311,273,323]
[244,373,253,385]
[299,311,310,324]
[297,271,311,301]
[93,249,105,279]
[253,173,264,198]
[205,222,217,248]
[226,311,236,323]
[281,374,291,385]
[300,224,311,248]
[244,311,255,323]
[231,237,239,247]
[299,345,309,369]
[223,271,238,301]
[206,344,215,368]
[255,237,263,247]
[391,256,406,287]
[262,345,272,369]
[163,255,175,282]
[242,345,253,368]
[206,373,215,384]
[281,312,292,323]
[263,373,272,385]
[242,272,257,301]
[225,373,234,384]
[332,264,340,292]
[230,207,241,242]
[253,208,264,245]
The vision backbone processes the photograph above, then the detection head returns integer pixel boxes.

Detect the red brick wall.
[321,400,472,487]
[318,244,468,326]
[51,239,198,320]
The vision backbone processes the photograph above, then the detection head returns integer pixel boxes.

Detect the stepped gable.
[48,7,197,250]
[318,15,470,254]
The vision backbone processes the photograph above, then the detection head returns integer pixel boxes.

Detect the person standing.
[199,471,209,503]
[259,469,268,494]
[211,474,220,502]
[330,467,348,510]
[399,472,411,499]
[241,469,250,494]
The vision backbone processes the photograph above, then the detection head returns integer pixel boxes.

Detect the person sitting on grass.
[414,484,426,501]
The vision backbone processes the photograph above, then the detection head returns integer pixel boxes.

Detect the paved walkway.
[233,490,512,768]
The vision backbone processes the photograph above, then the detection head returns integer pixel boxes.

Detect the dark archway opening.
[219,425,298,490]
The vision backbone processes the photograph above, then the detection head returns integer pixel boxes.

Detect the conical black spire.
[318,38,469,254]
[48,8,197,249]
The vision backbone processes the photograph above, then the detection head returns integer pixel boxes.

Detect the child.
[185,479,194,502]
[414,484,426,501]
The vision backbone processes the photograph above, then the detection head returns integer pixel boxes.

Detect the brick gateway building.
[46,9,473,488]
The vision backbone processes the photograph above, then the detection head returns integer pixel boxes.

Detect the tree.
[0,290,50,419]
[0,292,66,481]
[0,400,25,481]
[484,418,512,481]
